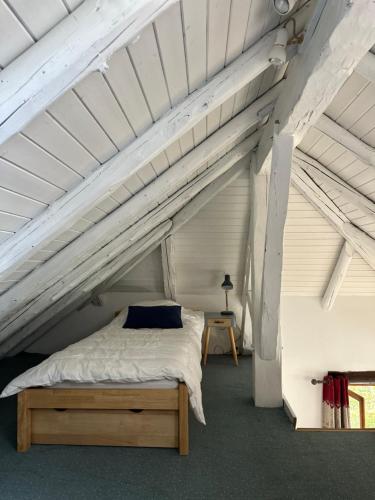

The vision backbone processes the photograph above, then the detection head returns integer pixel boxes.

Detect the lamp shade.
[221,274,233,290]
[273,0,297,15]
[268,27,288,66]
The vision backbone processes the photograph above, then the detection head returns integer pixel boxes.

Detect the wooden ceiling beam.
[0,222,172,357]
[0,0,177,144]
[314,114,375,170]
[161,236,177,302]
[0,42,283,283]
[1,158,247,357]
[0,139,255,345]
[291,164,375,271]
[322,241,354,311]
[294,149,375,219]
[0,84,276,319]
[256,0,375,174]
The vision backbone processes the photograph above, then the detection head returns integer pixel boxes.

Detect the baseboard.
[296,428,375,432]
[283,398,297,429]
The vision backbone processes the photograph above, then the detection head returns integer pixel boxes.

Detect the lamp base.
[221,310,234,316]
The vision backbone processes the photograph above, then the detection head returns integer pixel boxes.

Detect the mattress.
[50,380,178,389]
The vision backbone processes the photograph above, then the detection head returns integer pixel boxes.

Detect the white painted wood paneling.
[48,91,117,162]
[23,113,99,177]
[127,24,171,121]
[7,0,68,39]
[0,210,29,232]
[105,48,153,136]
[112,175,375,299]
[74,72,135,150]
[0,187,46,218]
[0,134,82,189]
[181,0,207,93]
[0,157,64,203]
[206,0,231,79]
[0,0,33,67]
[110,248,163,293]
[154,2,188,106]
[174,170,250,295]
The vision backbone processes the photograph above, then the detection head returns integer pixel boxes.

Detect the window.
[348,372,375,429]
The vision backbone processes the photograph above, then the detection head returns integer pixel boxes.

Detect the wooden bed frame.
[17,383,189,455]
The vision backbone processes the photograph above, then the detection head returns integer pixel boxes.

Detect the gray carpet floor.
[1,353,375,500]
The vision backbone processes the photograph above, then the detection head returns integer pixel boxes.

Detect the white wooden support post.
[240,163,252,352]
[249,157,268,353]
[161,236,176,301]
[249,152,283,408]
[259,126,293,361]
[322,241,354,311]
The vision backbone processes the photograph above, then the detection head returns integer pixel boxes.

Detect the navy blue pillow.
[123,305,183,329]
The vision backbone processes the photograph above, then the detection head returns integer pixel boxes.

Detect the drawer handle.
[213,320,225,324]
[130,409,143,413]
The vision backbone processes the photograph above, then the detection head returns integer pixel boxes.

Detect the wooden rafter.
[0,138,256,346]
[256,0,375,174]
[0,83,276,321]
[322,241,354,311]
[291,164,375,271]
[0,0,177,144]
[0,28,284,282]
[161,236,177,301]
[314,114,375,170]
[1,159,248,357]
[294,149,375,219]
[0,222,172,357]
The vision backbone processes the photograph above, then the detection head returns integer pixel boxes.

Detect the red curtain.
[322,374,351,429]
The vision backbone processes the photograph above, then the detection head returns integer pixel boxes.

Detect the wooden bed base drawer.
[31,408,178,448]
[18,384,189,455]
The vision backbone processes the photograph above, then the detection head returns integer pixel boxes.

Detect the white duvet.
[1,302,206,424]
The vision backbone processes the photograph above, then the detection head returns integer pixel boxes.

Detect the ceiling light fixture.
[268,27,288,66]
[268,17,304,66]
[273,0,298,15]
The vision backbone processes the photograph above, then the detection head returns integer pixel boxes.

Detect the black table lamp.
[221,274,234,316]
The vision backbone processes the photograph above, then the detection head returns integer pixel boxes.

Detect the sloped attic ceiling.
[0,0,375,357]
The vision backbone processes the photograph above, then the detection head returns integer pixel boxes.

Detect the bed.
[1,301,205,455]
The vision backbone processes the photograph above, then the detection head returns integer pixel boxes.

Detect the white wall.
[281,296,375,428]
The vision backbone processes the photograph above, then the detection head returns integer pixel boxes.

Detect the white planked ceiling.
[0,0,281,293]
[0,0,374,299]
[108,180,375,297]
[299,70,375,242]
[0,0,84,68]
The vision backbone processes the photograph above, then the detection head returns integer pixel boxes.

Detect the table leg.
[203,327,211,365]
[227,327,238,366]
